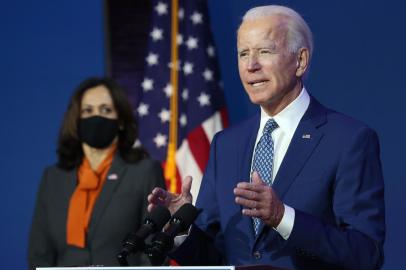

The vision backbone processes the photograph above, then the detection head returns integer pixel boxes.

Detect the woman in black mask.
[28,77,166,268]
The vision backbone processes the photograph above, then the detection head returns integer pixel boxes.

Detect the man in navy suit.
[148,5,385,270]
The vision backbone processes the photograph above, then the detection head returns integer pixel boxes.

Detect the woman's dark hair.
[57,77,148,170]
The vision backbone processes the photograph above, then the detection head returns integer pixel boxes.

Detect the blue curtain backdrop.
[0,1,404,269]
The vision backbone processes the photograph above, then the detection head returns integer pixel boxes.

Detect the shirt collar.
[259,87,310,134]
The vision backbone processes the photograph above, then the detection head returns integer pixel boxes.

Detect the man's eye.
[259,49,271,55]
[239,51,249,58]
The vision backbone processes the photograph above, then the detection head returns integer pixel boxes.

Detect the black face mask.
[79,116,119,149]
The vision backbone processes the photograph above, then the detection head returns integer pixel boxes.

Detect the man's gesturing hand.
[234,171,284,228]
[147,175,193,215]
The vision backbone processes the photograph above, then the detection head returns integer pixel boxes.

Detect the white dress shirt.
[252,87,310,239]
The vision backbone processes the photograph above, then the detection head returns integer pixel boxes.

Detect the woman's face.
[80,85,118,120]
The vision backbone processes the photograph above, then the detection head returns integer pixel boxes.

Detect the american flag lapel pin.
[107,173,118,181]
[302,134,311,139]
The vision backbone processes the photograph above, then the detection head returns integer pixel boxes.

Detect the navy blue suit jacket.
[172,97,385,269]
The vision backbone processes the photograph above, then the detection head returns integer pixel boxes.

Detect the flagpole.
[165,0,179,192]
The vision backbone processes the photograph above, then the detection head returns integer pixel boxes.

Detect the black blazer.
[28,155,166,268]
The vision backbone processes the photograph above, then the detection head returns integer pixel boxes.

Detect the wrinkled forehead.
[237,15,289,47]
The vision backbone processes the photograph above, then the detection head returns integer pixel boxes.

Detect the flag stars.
[146,52,159,66]
[179,114,187,127]
[150,27,163,41]
[203,68,214,81]
[197,92,211,107]
[183,62,194,75]
[141,78,154,92]
[182,89,189,101]
[158,108,171,123]
[153,133,167,148]
[178,8,184,20]
[207,45,215,57]
[177,34,183,45]
[137,103,149,117]
[163,83,173,97]
[186,36,198,50]
[155,2,168,15]
[190,11,203,24]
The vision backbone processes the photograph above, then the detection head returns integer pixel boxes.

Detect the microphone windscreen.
[172,203,199,231]
[146,205,171,230]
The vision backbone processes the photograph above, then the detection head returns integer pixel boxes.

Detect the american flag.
[135,0,228,202]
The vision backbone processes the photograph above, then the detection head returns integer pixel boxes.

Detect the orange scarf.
[66,145,117,248]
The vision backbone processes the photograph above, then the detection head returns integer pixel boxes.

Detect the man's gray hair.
[242,5,314,62]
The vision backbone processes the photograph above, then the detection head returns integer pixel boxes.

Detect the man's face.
[237,16,302,115]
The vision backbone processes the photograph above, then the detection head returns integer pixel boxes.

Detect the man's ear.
[296,47,310,77]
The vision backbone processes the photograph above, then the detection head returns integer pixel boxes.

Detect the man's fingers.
[182,175,193,194]
[180,175,193,203]
[236,182,265,192]
[241,207,262,218]
[235,181,267,194]
[147,193,155,203]
[235,196,259,209]
[147,203,154,213]
[251,171,266,185]
[152,187,167,196]
[147,187,174,212]
[234,187,258,200]
[148,187,166,203]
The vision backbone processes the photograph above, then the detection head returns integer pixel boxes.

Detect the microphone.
[117,205,171,266]
[146,203,200,265]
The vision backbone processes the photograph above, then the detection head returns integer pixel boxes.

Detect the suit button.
[253,251,261,259]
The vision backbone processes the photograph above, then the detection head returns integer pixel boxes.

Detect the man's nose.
[247,55,261,72]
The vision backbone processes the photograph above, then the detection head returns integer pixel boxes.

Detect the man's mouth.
[248,80,269,87]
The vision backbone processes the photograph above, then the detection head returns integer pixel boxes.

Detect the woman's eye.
[81,108,92,115]
[101,107,113,114]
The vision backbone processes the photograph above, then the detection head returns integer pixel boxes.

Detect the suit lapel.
[87,155,127,239]
[238,113,261,182]
[236,113,261,243]
[272,97,327,199]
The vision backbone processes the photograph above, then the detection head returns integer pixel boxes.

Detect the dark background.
[0,0,404,269]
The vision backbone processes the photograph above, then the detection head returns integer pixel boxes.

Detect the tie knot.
[263,119,279,136]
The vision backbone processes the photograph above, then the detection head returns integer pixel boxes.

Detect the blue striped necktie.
[252,118,279,236]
